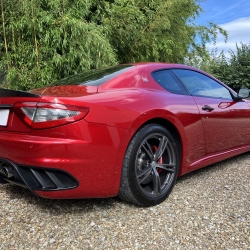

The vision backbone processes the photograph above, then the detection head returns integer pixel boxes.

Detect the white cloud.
[207,16,250,57]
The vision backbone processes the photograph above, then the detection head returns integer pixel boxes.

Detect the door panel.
[193,97,250,154]
[172,69,250,154]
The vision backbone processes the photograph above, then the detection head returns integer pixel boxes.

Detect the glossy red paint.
[0,63,249,200]
[193,97,250,153]
[31,85,98,96]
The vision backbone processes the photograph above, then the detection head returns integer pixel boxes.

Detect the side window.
[172,69,232,100]
[151,70,188,95]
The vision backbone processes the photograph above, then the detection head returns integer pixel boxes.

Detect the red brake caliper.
[153,146,163,173]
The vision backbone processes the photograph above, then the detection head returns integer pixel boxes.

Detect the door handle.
[202,105,214,112]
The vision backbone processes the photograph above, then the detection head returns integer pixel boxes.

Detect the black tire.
[118,124,180,206]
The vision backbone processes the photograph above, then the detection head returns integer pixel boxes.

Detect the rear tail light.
[13,102,89,129]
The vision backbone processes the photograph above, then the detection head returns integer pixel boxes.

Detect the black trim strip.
[0,88,40,98]
[0,104,12,109]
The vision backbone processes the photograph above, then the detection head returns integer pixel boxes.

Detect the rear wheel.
[118,124,180,206]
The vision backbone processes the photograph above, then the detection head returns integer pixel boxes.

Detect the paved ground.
[0,153,249,249]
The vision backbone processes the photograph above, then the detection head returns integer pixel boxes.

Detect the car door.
[172,69,250,154]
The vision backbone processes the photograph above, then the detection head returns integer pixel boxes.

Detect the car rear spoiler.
[0,88,40,98]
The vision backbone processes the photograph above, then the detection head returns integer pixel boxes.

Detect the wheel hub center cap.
[151,161,157,168]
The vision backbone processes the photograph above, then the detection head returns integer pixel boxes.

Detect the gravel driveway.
[0,153,249,249]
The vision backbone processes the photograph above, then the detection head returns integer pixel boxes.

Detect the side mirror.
[238,88,250,99]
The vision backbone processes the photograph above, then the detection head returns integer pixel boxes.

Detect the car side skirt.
[186,145,250,174]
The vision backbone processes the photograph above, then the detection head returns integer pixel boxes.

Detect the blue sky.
[196,0,250,56]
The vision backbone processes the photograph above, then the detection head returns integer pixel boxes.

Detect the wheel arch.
[113,113,187,195]
[143,118,182,148]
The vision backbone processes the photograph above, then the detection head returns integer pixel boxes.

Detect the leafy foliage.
[92,0,227,63]
[1,0,226,90]
[0,0,117,90]
[208,43,250,91]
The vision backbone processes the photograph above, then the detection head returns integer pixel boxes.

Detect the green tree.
[97,0,226,64]
[1,0,226,90]
[0,0,117,90]
[208,43,250,90]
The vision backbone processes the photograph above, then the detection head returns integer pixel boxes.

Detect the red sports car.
[0,63,249,206]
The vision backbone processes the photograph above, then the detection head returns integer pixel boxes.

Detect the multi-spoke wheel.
[118,124,180,206]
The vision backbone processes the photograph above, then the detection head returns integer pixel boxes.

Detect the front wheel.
[118,124,180,206]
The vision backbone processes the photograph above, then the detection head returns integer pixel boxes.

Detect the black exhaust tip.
[0,161,15,178]
[1,166,14,178]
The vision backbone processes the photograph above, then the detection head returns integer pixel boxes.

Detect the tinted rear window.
[52,65,134,86]
[152,70,188,95]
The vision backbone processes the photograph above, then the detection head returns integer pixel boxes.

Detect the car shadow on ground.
[1,185,121,215]
[1,152,249,213]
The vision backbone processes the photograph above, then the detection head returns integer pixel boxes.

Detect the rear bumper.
[0,121,130,199]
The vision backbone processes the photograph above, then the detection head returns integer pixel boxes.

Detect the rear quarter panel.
[52,89,205,176]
